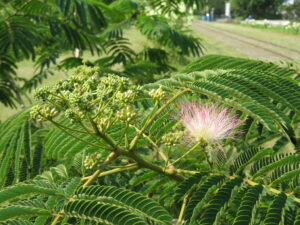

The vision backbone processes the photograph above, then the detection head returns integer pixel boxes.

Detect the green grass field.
[192,21,300,61]
[210,22,300,50]
[240,23,300,35]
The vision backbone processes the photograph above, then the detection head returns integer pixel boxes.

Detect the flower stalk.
[81,164,139,181]
[177,193,191,225]
[129,89,190,151]
[172,141,204,165]
[83,152,119,187]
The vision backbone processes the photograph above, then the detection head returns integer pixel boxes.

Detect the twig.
[172,141,202,165]
[129,89,190,151]
[177,193,191,225]
[129,124,172,164]
[81,164,139,181]
[48,119,104,149]
[83,152,119,187]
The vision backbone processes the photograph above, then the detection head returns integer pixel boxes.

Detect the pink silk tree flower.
[180,103,242,143]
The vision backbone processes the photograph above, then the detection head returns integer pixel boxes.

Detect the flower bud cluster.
[97,75,129,96]
[161,131,185,147]
[94,117,110,131]
[68,92,94,111]
[115,90,135,104]
[31,65,143,128]
[65,109,84,123]
[30,105,58,121]
[116,106,137,122]
[84,152,102,169]
[149,87,165,101]
[33,86,51,100]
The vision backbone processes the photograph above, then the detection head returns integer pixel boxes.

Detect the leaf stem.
[129,89,190,151]
[172,141,203,165]
[124,150,185,182]
[177,193,191,225]
[81,164,139,181]
[125,122,129,149]
[130,124,171,164]
[50,213,63,225]
[48,119,103,149]
[244,179,300,204]
[204,149,213,169]
[51,120,89,134]
[83,152,119,187]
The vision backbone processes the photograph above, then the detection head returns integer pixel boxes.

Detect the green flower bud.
[149,87,165,101]
[65,108,84,123]
[84,152,102,169]
[95,117,109,130]
[115,90,135,104]
[161,131,185,147]
[33,86,51,100]
[30,105,58,121]
[116,106,137,122]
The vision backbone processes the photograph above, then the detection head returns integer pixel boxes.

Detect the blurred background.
[0,0,299,121]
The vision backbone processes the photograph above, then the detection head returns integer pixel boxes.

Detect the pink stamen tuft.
[179,102,242,143]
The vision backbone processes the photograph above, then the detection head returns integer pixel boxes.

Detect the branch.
[83,151,120,187]
[124,150,185,182]
[172,141,203,165]
[177,193,191,225]
[48,119,104,149]
[129,124,171,164]
[81,163,139,181]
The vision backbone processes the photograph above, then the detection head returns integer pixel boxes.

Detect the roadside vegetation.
[241,20,300,35]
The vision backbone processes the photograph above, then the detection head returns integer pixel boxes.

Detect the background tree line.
[0,0,204,109]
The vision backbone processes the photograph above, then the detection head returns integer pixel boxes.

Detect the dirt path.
[193,21,300,62]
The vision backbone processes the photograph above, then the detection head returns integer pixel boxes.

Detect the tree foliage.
[282,0,300,20]
[0,55,300,224]
[231,0,286,19]
[0,0,203,107]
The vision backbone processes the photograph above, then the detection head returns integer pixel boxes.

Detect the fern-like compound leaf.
[198,177,243,225]
[263,192,287,225]
[0,182,63,205]
[0,206,51,222]
[75,185,173,224]
[232,185,263,225]
[63,199,147,225]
